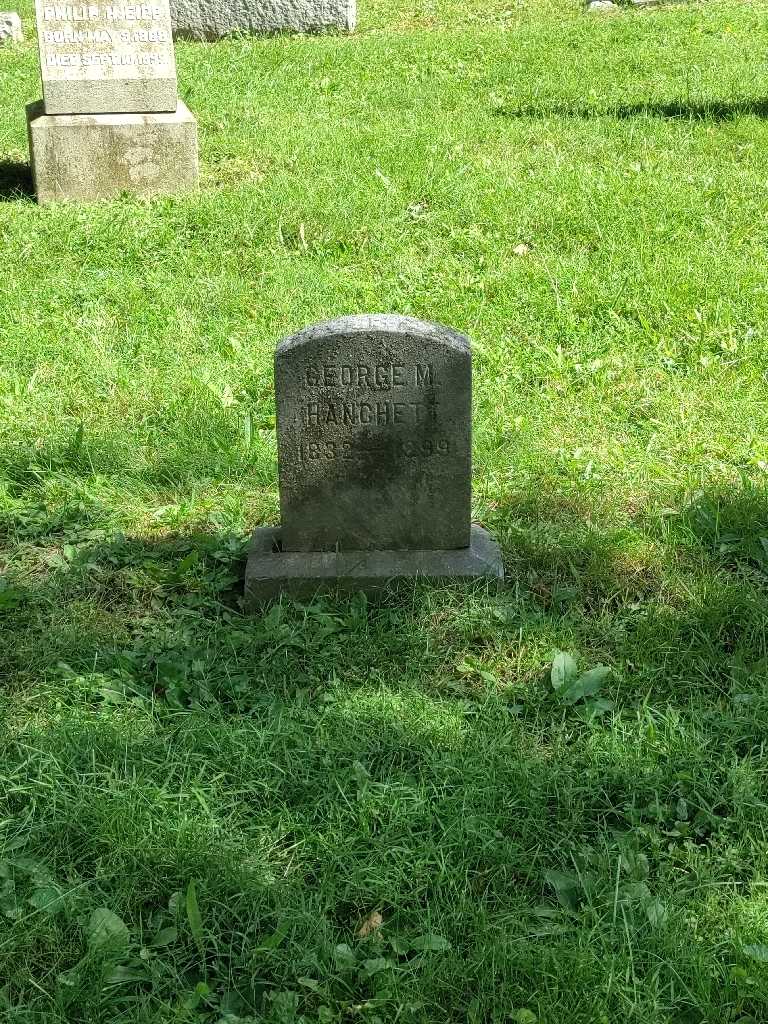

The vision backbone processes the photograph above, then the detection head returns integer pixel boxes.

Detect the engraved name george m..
[304,363,437,389]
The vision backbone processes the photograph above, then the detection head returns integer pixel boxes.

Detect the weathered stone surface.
[586,0,619,11]
[244,315,504,603]
[34,0,177,114]
[170,0,355,40]
[276,315,472,553]
[0,11,23,42]
[244,525,503,603]
[27,99,198,202]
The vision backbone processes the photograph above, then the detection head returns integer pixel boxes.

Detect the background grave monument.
[27,0,198,203]
[0,11,22,42]
[170,0,355,40]
[245,315,504,603]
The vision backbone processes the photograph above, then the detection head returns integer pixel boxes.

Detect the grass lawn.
[2,0,768,1020]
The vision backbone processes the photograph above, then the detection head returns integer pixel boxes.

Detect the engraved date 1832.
[298,438,451,462]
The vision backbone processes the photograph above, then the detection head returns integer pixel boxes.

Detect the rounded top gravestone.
[275,315,473,553]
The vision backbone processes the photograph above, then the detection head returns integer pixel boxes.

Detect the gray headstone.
[34,0,178,114]
[170,0,355,40]
[276,315,472,553]
[244,316,504,603]
[0,11,23,42]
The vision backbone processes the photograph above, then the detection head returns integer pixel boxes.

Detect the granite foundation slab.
[171,0,355,39]
[27,99,198,203]
[244,524,504,604]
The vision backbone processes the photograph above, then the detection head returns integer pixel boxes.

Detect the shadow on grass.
[1,482,768,1020]
[0,433,277,495]
[0,159,34,201]
[495,97,768,121]
[1,478,767,704]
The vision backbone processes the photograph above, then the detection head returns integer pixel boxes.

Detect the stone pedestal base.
[244,525,504,605]
[26,100,199,204]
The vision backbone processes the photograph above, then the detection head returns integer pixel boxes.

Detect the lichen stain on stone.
[121,147,161,182]
[128,162,161,182]
[123,147,153,165]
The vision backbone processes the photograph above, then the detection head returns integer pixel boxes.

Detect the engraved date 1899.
[298,438,451,462]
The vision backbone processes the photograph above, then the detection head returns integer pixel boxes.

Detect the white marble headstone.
[34,1,177,114]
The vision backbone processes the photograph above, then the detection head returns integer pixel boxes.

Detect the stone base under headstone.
[244,525,504,604]
[171,0,355,39]
[26,100,198,205]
